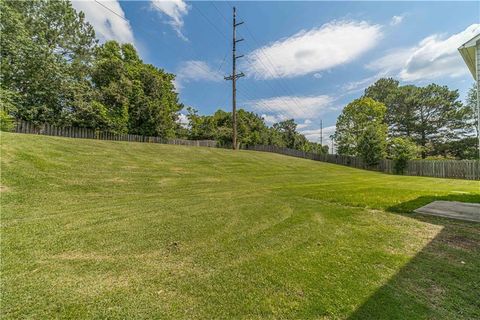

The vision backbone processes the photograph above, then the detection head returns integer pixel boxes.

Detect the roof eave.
[458,42,477,80]
[459,34,480,49]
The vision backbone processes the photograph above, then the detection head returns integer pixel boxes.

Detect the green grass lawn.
[1,132,479,319]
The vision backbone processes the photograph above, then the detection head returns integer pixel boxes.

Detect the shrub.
[0,87,17,132]
[389,137,420,174]
[0,109,15,131]
[357,124,387,167]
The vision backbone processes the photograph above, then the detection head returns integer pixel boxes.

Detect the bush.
[0,109,15,131]
[389,137,420,174]
[0,87,17,131]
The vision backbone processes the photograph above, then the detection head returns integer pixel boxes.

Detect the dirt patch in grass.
[440,235,479,251]
[171,167,189,174]
[426,283,445,298]
[52,252,116,262]
[158,178,172,186]
[106,177,126,183]
[73,274,133,297]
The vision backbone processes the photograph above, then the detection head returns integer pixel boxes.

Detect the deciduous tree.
[334,97,387,157]
[0,0,97,124]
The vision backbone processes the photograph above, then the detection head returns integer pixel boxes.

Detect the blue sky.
[72,1,479,145]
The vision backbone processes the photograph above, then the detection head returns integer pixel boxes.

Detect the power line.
[228,3,306,113]
[236,83,291,121]
[191,3,227,39]
[209,2,300,121]
[235,88,286,126]
[237,14,307,116]
[94,0,126,20]
[211,2,229,26]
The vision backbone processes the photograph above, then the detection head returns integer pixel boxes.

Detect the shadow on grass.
[348,194,480,320]
[387,194,480,215]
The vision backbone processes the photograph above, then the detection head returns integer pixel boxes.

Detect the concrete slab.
[414,201,480,222]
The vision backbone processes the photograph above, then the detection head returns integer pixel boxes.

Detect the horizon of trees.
[183,107,327,153]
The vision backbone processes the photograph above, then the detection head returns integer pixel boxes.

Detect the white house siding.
[477,41,480,157]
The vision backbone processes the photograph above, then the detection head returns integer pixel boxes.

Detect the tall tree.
[90,41,182,136]
[273,119,298,149]
[364,79,469,158]
[364,78,416,137]
[414,84,464,157]
[465,83,479,140]
[334,97,387,157]
[237,109,270,146]
[0,0,97,124]
[187,108,271,147]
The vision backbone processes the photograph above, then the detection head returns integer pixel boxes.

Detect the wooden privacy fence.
[244,145,480,180]
[13,120,217,148]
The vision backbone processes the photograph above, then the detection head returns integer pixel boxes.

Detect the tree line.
[334,78,478,171]
[183,107,327,153]
[0,0,325,153]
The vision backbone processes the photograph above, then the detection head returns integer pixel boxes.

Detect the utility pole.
[320,119,323,146]
[224,6,244,150]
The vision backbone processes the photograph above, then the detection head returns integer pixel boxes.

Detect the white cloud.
[177,113,189,127]
[300,125,336,147]
[72,0,134,44]
[297,119,312,130]
[261,114,287,125]
[368,24,480,82]
[260,113,336,149]
[248,95,335,121]
[313,73,323,79]
[342,75,377,92]
[150,0,189,41]
[390,15,404,26]
[341,72,389,94]
[174,60,222,91]
[297,123,309,130]
[245,20,383,79]
[367,48,413,75]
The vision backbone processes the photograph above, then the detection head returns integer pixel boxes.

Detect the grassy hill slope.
[1,133,479,319]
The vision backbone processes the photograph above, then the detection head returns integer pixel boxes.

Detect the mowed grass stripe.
[1,133,479,319]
